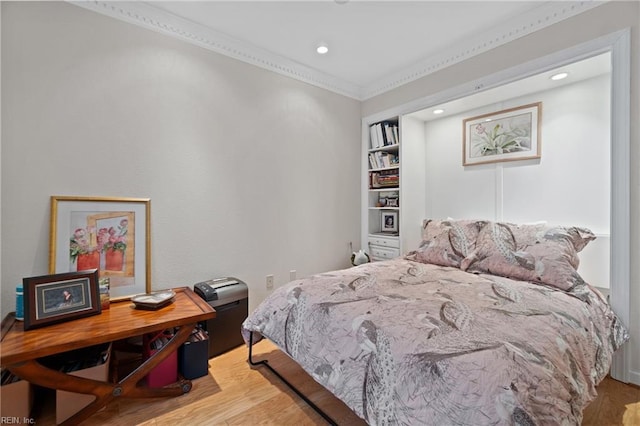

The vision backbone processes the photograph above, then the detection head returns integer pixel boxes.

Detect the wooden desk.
[1,287,215,425]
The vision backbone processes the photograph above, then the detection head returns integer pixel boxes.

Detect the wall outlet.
[266,274,274,290]
[289,270,297,281]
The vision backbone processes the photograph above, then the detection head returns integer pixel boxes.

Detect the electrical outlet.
[266,274,274,290]
[289,270,297,281]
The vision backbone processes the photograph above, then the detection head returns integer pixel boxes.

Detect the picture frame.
[381,211,398,233]
[49,196,151,301]
[463,102,541,166]
[386,197,399,207]
[23,270,101,331]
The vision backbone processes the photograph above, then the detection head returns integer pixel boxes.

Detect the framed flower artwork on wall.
[49,196,151,301]
[463,102,542,166]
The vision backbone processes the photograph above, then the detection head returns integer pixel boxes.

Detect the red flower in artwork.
[98,219,128,253]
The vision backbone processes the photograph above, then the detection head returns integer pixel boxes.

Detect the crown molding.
[70,1,604,101]
[69,0,362,99]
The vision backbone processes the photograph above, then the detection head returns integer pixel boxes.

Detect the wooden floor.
[32,340,639,425]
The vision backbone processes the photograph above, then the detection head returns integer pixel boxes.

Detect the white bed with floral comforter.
[242,220,628,425]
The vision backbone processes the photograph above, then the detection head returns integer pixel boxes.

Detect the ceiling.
[74,1,602,100]
[409,51,611,122]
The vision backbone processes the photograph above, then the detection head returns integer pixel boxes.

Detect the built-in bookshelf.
[362,115,425,262]
[366,119,401,261]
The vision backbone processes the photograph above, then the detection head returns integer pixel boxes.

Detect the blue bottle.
[15,285,24,321]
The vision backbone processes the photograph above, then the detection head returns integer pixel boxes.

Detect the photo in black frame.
[23,269,101,330]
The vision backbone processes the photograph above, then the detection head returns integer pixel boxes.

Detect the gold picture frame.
[49,196,151,301]
[463,102,542,166]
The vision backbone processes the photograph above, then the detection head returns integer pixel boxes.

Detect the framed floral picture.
[463,102,542,166]
[23,269,101,331]
[49,196,151,301]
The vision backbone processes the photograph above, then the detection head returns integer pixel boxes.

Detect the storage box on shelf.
[144,330,178,388]
[45,342,112,424]
[178,326,209,380]
[1,371,33,419]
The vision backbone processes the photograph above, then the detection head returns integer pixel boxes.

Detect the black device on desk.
[193,277,248,358]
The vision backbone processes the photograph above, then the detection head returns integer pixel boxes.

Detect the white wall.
[0,2,361,316]
[423,74,610,287]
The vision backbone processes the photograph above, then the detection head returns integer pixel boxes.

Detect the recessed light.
[551,72,569,81]
[433,109,444,115]
[316,44,329,55]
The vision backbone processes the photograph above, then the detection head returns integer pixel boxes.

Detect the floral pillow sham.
[460,222,596,291]
[406,218,596,291]
[405,219,486,268]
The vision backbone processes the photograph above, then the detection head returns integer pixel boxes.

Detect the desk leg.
[6,323,197,426]
[8,359,115,426]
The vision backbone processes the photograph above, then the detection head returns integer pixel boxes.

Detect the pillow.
[460,221,596,291]
[405,219,486,268]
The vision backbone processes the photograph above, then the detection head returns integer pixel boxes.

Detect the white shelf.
[369,165,399,172]
[365,119,401,260]
[368,143,400,153]
[368,187,399,192]
[362,115,425,259]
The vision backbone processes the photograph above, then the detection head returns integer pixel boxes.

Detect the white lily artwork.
[463,102,541,166]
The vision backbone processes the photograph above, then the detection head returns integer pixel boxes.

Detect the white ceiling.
[408,51,611,122]
[73,1,603,100]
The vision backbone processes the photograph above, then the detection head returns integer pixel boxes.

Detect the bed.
[242,219,628,425]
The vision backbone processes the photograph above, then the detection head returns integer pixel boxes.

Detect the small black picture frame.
[381,211,399,233]
[23,269,101,331]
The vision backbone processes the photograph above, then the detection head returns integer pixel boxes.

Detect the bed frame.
[248,332,337,425]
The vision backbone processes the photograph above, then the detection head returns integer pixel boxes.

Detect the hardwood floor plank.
[29,340,640,425]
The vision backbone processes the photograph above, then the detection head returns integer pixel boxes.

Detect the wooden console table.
[1,287,215,425]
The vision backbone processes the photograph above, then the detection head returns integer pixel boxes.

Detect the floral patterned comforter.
[242,259,628,425]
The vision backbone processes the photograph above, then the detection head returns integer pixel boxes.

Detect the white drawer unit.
[369,244,400,261]
[369,235,400,248]
[368,234,401,261]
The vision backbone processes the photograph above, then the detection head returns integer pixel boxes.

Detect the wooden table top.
[1,287,215,366]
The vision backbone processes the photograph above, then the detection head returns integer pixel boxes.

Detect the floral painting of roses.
[49,196,151,300]
[463,102,541,166]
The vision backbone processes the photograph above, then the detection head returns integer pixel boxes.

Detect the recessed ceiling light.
[433,109,444,115]
[316,44,328,55]
[551,72,569,81]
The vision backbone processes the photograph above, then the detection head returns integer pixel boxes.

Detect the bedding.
[406,219,486,268]
[460,222,596,291]
[242,258,628,425]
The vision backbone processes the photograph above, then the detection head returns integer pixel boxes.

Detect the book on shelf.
[368,151,399,169]
[376,123,385,147]
[370,170,399,188]
[369,124,381,149]
[384,122,398,145]
[369,121,399,149]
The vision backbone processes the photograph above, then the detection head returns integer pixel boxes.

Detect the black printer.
[194,277,248,358]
